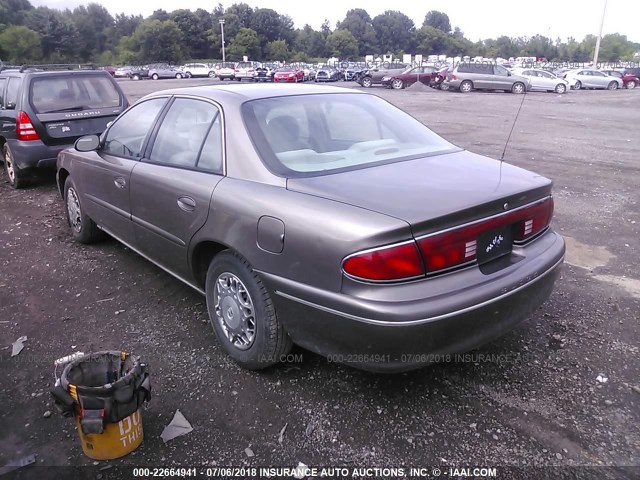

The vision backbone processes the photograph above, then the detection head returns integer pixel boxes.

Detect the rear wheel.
[555,83,567,94]
[64,177,104,244]
[205,251,292,370]
[459,80,473,93]
[3,144,28,189]
[574,80,581,90]
[391,78,404,90]
[132,74,140,81]
[627,81,637,89]
[511,82,525,94]
[608,81,618,90]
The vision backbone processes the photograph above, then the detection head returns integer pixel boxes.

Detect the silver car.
[564,69,623,90]
[447,63,531,94]
[511,68,571,94]
[56,85,564,372]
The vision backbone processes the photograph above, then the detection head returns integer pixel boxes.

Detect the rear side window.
[457,63,493,74]
[6,78,21,107]
[30,75,122,114]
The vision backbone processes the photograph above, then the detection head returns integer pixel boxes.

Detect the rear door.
[28,73,126,147]
[77,97,168,246]
[130,97,225,279]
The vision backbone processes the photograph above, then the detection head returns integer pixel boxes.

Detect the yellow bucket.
[75,409,143,460]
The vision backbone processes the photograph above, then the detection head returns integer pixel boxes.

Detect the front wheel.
[151,73,159,80]
[205,251,292,370]
[208,71,215,78]
[132,74,140,81]
[511,82,525,94]
[608,81,618,90]
[555,83,567,94]
[391,78,404,90]
[3,144,28,189]
[175,73,183,79]
[361,77,373,88]
[627,81,637,90]
[64,177,104,244]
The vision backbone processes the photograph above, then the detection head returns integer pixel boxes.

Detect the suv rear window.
[30,75,121,114]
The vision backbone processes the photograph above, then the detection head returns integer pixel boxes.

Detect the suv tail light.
[343,242,425,281]
[344,197,554,281]
[450,74,457,81]
[16,111,40,141]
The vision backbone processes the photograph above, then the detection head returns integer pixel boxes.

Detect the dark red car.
[273,67,304,83]
[381,66,440,90]
[601,70,638,90]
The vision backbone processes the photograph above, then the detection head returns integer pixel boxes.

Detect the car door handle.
[114,177,126,189]
[177,196,196,212]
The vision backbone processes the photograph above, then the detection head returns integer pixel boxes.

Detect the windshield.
[30,75,121,114]
[277,68,294,72]
[242,93,458,177]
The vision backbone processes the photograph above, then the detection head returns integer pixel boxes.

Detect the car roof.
[143,84,364,103]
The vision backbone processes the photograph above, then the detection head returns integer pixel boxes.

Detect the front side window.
[149,98,220,169]
[494,65,509,76]
[30,75,121,114]
[102,98,166,158]
[243,93,457,177]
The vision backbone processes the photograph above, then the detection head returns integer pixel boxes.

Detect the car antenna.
[500,92,527,161]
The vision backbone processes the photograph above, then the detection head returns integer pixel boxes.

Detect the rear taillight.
[343,242,425,281]
[450,74,457,81]
[344,197,554,281]
[16,111,40,141]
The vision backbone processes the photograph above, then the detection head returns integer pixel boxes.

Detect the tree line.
[0,0,638,65]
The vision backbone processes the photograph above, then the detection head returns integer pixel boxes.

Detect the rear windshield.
[242,93,457,177]
[30,75,121,114]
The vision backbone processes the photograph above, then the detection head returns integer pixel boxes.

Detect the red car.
[381,66,440,90]
[601,70,638,90]
[273,67,304,83]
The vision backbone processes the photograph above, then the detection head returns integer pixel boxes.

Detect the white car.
[180,63,215,78]
[511,68,571,94]
[564,69,623,90]
[215,63,236,81]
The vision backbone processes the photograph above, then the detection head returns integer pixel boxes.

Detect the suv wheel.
[64,177,104,244]
[459,80,473,93]
[3,144,28,189]
[361,77,373,88]
[205,251,293,370]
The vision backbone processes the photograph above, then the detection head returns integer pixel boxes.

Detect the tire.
[208,71,215,78]
[151,73,159,80]
[391,78,404,90]
[132,74,140,81]
[627,81,637,90]
[185,72,192,78]
[607,81,618,90]
[511,82,525,94]
[361,77,373,88]
[3,144,28,189]
[64,177,103,244]
[555,83,567,94]
[205,251,292,370]
[175,73,183,79]
[574,80,581,90]
[459,80,473,93]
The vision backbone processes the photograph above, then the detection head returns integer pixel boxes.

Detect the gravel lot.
[0,77,638,477]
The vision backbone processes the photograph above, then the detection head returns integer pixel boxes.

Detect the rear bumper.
[261,231,565,372]
[5,139,67,170]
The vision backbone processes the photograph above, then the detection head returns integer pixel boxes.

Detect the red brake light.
[16,111,40,141]
[343,242,425,281]
[513,196,554,242]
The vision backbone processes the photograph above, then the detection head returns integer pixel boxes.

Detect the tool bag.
[50,351,151,435]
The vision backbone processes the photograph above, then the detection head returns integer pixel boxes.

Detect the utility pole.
[219,19,226,63]
[592,0,608,67]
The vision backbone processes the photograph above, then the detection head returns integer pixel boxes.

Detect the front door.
[130,97,225,279]
[79,97,168,246]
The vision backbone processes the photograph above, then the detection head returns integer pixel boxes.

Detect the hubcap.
[461,82,471,92]
[213,272,256,350]
[514,84,524,93]
[66,187,82,233]
[393,80,403,89]
[629,82,636,89]
[5,150,15,182]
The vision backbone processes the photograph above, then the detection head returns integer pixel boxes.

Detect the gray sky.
[31,0,639,43]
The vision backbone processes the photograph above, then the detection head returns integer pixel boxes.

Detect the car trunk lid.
[286,150,552,237]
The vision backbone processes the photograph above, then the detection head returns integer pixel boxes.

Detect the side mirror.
[75,135,100,152]
[106,121,114,129]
